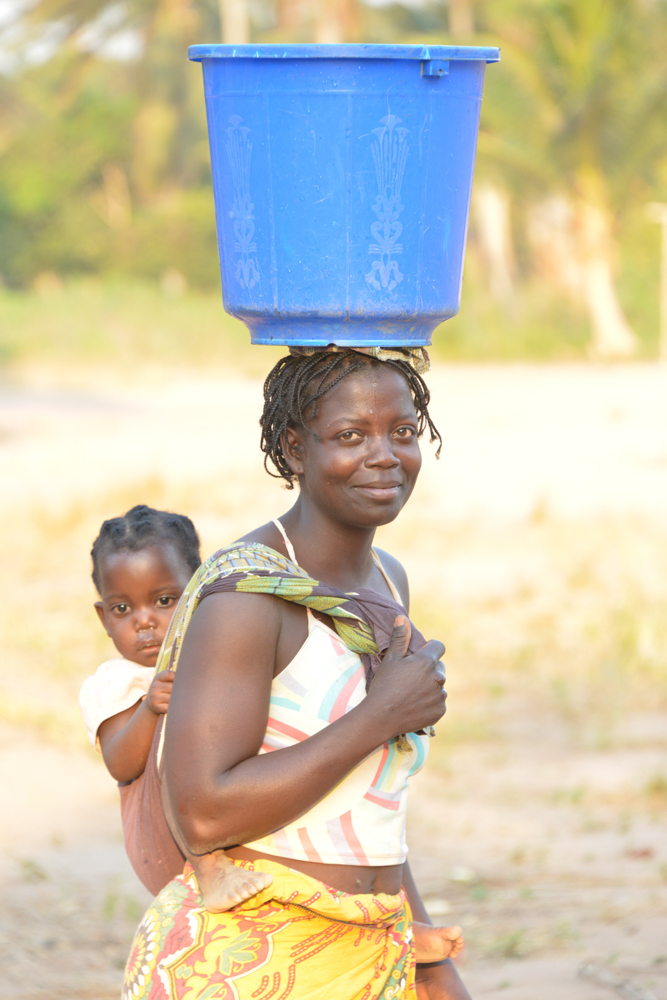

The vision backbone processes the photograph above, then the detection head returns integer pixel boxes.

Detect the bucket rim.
[188,42,500,64]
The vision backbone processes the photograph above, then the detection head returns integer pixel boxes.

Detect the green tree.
[353,0,667,356]
[476,0,667,357]
[0,0,222,286]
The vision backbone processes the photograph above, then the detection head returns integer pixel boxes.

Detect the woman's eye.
[339,430,361,441]
[394,426,416,439]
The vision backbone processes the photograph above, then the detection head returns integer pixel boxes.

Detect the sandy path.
[1,363,666,999]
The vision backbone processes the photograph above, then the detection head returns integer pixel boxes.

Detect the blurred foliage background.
[1,0,667,362]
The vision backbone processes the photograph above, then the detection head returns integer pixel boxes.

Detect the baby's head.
[92,504,201,668]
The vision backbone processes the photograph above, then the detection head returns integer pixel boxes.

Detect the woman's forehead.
[315,364,416,416]
[327,361,410,393]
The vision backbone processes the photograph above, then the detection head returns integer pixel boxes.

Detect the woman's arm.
[164,591,446,855]
[98,671,173,782]
[415,961,472,1000]
[402,860,432,924]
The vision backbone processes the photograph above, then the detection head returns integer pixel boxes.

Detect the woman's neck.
[279,499,378,593]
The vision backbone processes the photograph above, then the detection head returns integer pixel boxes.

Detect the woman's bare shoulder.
[236,520,289,557]
[373,547,410,610]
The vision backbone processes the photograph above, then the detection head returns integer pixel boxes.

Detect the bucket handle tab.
[421,59,450,78]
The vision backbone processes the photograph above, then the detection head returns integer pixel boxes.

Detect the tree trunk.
[576,199,637,360]
[528,193,638,359]
[219,0,249,43]
[473,183,515,305]
[276,0,307,33]
[449,0,474,37]
[276,0,356,42]
[313,0,357,43]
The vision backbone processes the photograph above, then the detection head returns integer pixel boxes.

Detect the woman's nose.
[367,436,399,467]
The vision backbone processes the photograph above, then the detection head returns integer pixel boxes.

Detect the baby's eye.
[156,595,176,608]
[112,603,130,615]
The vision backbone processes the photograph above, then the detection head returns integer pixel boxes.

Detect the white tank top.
[242,520,429,866]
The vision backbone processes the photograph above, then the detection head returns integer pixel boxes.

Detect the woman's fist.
[365,616,446,741]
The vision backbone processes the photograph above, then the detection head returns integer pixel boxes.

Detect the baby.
[79,504,271,911]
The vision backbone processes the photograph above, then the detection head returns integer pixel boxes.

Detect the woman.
[123,347,471,1000]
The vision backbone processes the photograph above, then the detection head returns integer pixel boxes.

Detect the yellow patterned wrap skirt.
[123,859,416,1000]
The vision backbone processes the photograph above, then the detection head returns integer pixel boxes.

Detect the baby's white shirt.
[79,658,154,753]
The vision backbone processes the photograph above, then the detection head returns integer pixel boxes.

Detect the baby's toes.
[221,887,246,906]
[445,928,464,957]
[242,878,265,897]
[248,872,273,892]
[224,879,254,902]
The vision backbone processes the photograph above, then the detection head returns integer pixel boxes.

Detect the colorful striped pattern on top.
[243,613,429,866]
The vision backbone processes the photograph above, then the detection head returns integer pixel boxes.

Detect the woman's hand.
[364,616,446,740]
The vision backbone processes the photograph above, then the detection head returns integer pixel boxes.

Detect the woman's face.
[285,364,423,528]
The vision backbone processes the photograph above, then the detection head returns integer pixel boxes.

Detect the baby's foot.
[413,920,464,962]
[193,851,273,913]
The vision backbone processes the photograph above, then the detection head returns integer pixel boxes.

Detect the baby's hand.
[145,670,174,715]
[413,921,464,963]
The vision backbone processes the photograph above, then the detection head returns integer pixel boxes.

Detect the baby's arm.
[98,670,173,782]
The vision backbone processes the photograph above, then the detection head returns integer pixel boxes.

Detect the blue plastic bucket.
[189,43,499,346]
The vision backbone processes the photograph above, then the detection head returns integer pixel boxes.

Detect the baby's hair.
[91,504,201,594]
[260,349,442,488]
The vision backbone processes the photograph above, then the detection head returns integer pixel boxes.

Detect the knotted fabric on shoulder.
[159,541,426,698]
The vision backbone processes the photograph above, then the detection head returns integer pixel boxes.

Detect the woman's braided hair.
[91,504,201,593]
[260,349,442,488]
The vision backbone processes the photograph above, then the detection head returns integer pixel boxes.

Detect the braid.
[91,504,201,593]
[260,349,442,488]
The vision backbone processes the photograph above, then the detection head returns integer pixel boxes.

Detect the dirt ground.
[1,362,666,1000]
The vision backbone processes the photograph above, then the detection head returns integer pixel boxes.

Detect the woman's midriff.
[227,846,404,895]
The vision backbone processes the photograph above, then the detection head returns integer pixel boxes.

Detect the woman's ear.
[282,427,305,477]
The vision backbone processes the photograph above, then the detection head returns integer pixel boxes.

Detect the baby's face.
[94,545,192,667]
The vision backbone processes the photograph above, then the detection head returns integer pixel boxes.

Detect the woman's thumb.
[386,615,411,659]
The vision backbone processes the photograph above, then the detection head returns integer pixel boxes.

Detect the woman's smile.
[352,481,403,501]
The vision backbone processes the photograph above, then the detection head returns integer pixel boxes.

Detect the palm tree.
[478,0,667,357]
[15,0,220,204]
